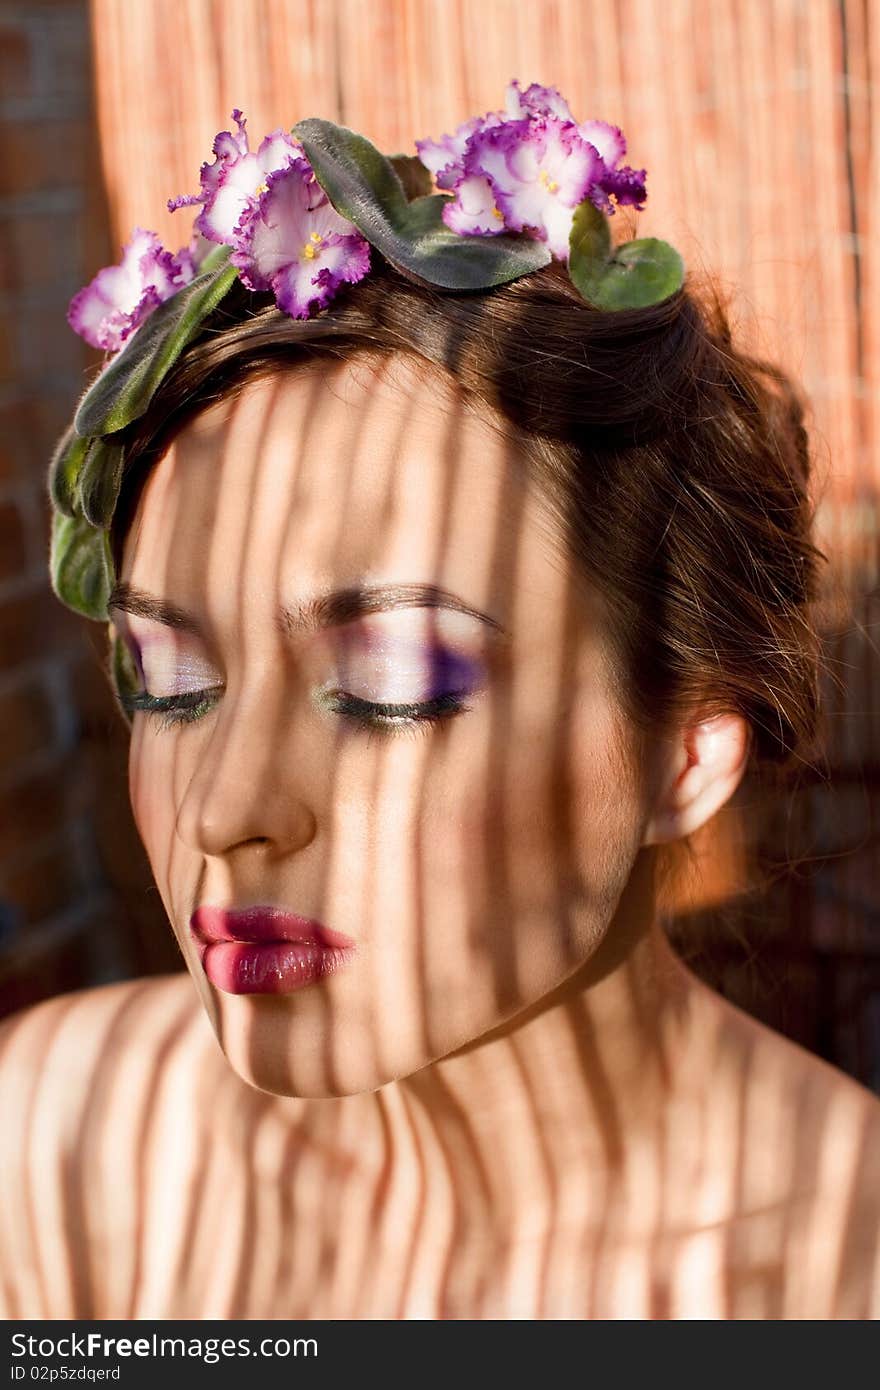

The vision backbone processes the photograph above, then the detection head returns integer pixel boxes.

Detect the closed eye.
[118,686,471,739]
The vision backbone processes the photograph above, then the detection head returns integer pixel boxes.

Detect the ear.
[642,711,752,845]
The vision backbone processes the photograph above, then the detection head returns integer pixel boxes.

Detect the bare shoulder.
[707,987,880,1318]
[0,974,225,1317]
[0,972,212,1110]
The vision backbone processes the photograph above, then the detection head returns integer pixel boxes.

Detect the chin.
[202,991,515,1100]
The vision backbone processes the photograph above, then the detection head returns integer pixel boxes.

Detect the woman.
[3,91,879,1319]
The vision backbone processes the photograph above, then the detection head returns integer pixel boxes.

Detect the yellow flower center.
[492,205,503,220]
[255,181,269,196]
[302,230,324,259]
[538,168,559,194]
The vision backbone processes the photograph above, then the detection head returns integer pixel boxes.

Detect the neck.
[350,847,715,1241]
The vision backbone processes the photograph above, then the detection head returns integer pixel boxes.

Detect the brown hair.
[108,256,828,794]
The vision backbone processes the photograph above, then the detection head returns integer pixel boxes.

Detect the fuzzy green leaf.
[569,204,684,311]
[73,245,238,438]
[49,511,115,622]
[568,198,612,291]
[77,436,127,528]
[588,237,684,310]
[48,425,91,519]
[109,630,138,725]
[293,117,552,288]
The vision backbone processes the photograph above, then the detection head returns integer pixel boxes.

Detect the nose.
[172,680,319,859]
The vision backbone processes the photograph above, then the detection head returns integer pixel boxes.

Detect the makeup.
[189,905,357,995]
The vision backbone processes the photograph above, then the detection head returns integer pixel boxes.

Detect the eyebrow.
[107,580,510,640]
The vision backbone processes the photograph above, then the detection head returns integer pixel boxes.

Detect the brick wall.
[0,0,179,1018]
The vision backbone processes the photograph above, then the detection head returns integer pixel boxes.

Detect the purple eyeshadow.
[121,630,146,686]
[427,648,481,701]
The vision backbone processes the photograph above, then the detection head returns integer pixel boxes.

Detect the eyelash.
[118,687,472,742]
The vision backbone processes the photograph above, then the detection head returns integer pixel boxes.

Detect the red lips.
[189,905,357,952]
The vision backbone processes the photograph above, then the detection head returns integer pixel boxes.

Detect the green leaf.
[567,197,613,303]
[49,511,115,622]
[109,630,138,724]
[388,153,435,201]
[293,117,552,289]
[569,198,612,269]
[569,197,684,310]
[77,435,127,528]
[48,424,91,519]
[589,237,684,310]
[73,246,239,438]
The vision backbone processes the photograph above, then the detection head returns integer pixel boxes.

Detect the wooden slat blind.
[89,1,876,525]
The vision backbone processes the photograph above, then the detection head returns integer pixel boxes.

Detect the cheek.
[128,728,176,868]
[420,701,641,923]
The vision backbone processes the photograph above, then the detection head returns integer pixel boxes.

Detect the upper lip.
[189,906,357,951]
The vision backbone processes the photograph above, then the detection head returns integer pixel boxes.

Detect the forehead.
[119,353,601,659]
[128,357,519,570]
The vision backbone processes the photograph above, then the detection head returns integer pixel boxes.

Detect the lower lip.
[198,940,355,995]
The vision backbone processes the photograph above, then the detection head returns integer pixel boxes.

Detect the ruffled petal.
[414,110,506,190]
[168,110,299,246]
[598,162,647,210]
[440,173,507,235]
[461,117,532,198]
[256,128,303,173]
[271,233,370,319]
[166,109,250,222]
[464,117,603,254]
[231,160,330,285]
[577,119,627,168]
[539,198,578,259]
[231,161,370,316]
[166,192,202,213]
[539,119,604,204]
[196,153,269,243]
[504,78,576,122]
[66,227,192,352]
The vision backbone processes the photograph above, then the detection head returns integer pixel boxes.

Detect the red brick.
[0,586,84,671]
[0,500,28,582]
[33,391,86,448]
[16,300,85,376]
[0,24,33,104]
[0,393,93,487]
[0,833,85,926]
[0,672,57,769]
[0,221,14,295]
[0,922,95,1023]
[0,755,81,859]
[43,14,91,106]
[0,117,89,198]
[67,629,120,724]
[0,209,81,291]
[0,400,37,483]
[0,310,12,380]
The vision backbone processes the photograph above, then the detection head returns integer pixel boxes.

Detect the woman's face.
[115,353,658,1097]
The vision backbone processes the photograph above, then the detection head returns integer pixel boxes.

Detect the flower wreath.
[48,78,684,623]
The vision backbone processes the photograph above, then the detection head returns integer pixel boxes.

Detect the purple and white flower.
[449,116,605,258]
[415,109,506,191]
[575,119,646,215]
[167,108,303,245]
[503,80,647,213]
[440,169,508,237]
[230,159,370,320]
[66,226,197,352]
[420,79,648,258]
